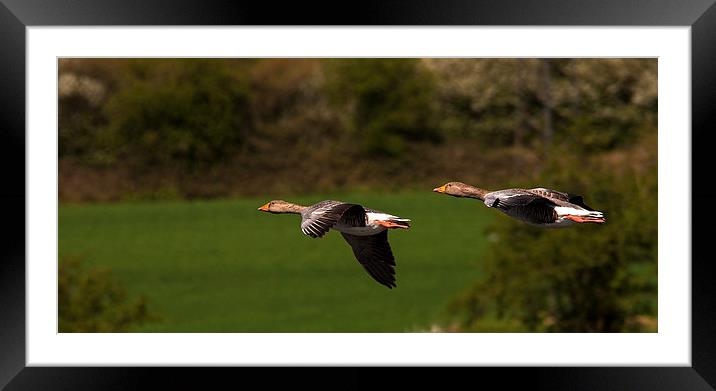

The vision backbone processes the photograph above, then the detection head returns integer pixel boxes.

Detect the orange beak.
[258,203,270,212]
[433,185,447,193]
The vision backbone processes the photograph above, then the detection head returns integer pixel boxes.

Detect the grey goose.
[258,200,411,288]
[433,182,605,227]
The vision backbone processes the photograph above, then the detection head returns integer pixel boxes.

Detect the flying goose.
[258,200,411,288]
[433,182,605,227]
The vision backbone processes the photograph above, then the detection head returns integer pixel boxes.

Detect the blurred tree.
[59,59,123,162]
[240,59,351,195]
[446,134,657,332]
[557,59,657,152]
[59,77,106,159]
[424,58,656,154]
[425,58,539,146]
[513,65,529,147]
[539,59,554,152]
[325,59,440,156]
[59,257,154,332]
[102,59,253,168]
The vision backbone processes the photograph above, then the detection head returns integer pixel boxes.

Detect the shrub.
[101,59,253,168]
[59,257,154,332]
[325,59,440,156]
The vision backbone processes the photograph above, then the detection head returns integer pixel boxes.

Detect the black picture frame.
[1,0,714,389]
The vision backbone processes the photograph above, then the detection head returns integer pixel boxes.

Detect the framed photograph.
[2,0,714,388]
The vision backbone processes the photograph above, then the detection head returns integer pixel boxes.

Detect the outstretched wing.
[490,194,558,224]
[529,187,595,211]
[341,231,397,289]
[300,202,366,238]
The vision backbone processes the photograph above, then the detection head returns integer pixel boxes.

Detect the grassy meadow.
[59,191,495,332]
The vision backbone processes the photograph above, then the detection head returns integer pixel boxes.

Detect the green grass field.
[59,191,494,332]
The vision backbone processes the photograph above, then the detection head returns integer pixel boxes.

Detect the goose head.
[434,182,473,197]
[258,200,303,214]
[433,182,489,200]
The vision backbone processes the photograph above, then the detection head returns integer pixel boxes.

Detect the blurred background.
[58,58,657,332]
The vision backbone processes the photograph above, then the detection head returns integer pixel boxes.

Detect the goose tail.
[388,218,412,228]
[555,207,606,223]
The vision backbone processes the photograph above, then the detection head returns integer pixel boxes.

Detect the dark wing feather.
[566,195,595,211]
[341,231,397,289]
[493,194,554,208]
[493,194,558,224]
[301,202,365,238]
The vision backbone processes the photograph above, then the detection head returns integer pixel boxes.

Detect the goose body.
[259,199,410,288]
[434,182,605,227]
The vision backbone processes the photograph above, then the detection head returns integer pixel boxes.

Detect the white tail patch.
[366,212,410,223]
[554,206,604,218]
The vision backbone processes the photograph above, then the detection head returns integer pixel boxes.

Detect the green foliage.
[59,95,105,160]
[426,58,657,152]
[557,59,658,152]
[102,59,252,167]
[59,62,116,162]
[446,136,657,332]
[426,58,533,145]
[59,257,154,332]
[326,59,440,156]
